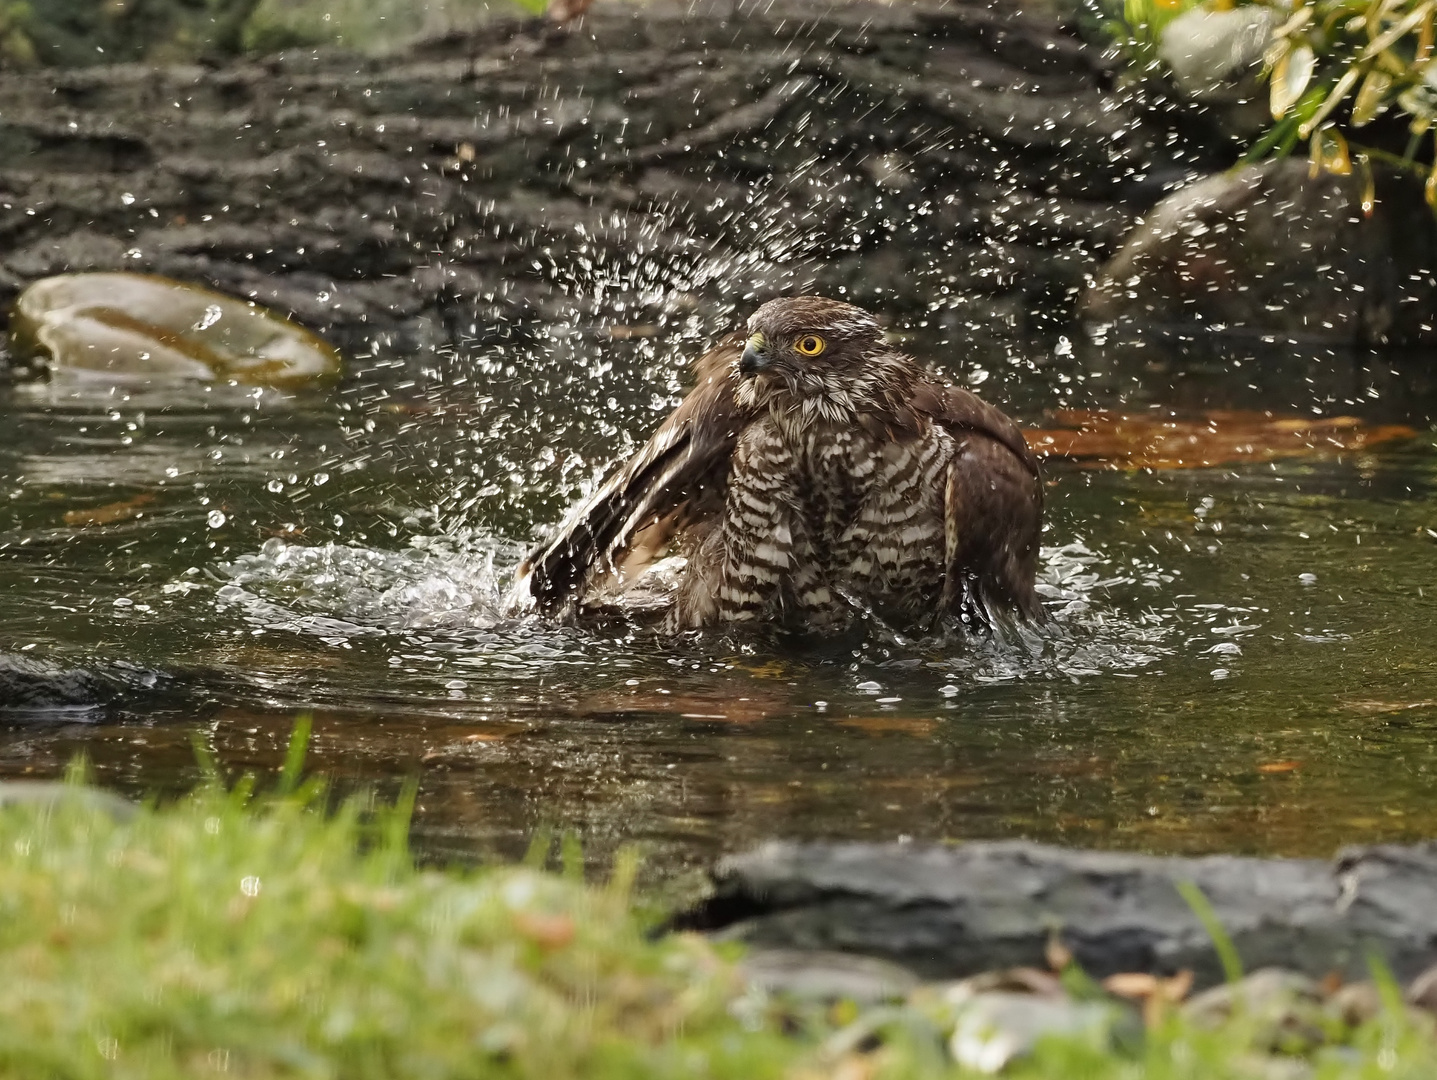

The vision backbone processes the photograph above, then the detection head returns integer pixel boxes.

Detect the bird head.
[738,297,884,393]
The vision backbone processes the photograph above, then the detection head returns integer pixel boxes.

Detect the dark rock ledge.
[682,838,1437,988]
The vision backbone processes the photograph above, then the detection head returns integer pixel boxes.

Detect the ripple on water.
[218,533,525,635]
[213,533,1182,688]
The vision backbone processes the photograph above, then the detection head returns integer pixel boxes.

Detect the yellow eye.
[794,334,826,356]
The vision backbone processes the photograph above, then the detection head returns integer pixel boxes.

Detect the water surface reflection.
[4,324,1437,875]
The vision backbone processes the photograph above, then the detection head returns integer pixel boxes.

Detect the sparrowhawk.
[516,296,1043,632]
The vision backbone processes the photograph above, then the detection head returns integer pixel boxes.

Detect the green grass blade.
[277,713,313,796]
[1175,880,1244,984]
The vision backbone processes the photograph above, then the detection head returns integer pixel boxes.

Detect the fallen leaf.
[1257,760,1302,774]
[1024,410,1416,470]
[831,1056,876,1080]
[1103,972,1160,998]
[1045,933,1074,973]
[1104,968,1193,1027]
[63,493,155,526]
[512,910,576,950]
[836,716,936,737]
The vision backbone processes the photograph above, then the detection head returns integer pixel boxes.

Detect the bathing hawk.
[516,296,1044,632]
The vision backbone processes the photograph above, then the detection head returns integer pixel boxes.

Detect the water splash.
[217,533,523,636]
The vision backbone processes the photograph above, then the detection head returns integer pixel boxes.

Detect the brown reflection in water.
[4,682,1437,876]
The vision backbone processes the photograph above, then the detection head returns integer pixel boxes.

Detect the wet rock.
[0,0,1230,346]
[0,651,114,709]
[685,838,1437,986]
[1406,962,1437,1015]
[739,948,920,1003]
[8,272,341,385]
[0,651,166,711]
[946,991,1131,1073]
[0,780,136,821]
[1183,968,1326,1051]
[1083,158,1437,346]
[1325,980,1384,1028]
[1158,5,1275,138]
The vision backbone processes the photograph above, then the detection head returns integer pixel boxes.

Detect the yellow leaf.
[1301,64,1363,138]
[1308,126,1352,177]
[1271,45,1316,119]
[1352,69,1392,125]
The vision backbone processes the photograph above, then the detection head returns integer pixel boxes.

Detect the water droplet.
[1298,573,1317,585]
[266,479,283,493]
[191,304,223,332]
[207,510,226,528]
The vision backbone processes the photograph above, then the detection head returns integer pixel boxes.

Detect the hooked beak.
[739,334,770,376]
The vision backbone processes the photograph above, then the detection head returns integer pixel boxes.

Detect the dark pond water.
[5,312,1437,880]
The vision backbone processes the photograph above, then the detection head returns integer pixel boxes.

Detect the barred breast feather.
[514,327,1043,633]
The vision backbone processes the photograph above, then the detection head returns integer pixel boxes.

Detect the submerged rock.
[0,651,167,712]
[8,272,340,385]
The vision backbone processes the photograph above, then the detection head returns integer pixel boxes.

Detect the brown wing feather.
[921,379,1045,621]
[516,336,751,614]
[914,380,1041,479]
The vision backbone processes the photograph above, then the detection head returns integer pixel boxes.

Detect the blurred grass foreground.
[3,737,1437,1078]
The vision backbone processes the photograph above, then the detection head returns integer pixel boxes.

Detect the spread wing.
[916,381,1045,621]
[515,336,751,615]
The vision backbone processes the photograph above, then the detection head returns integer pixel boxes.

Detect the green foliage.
[1252,0,1437,203]
[0,728,1435,1078]
[1089,0,1206,69]
[0,765,799,1078]
[1104,0,1437,204]
[1176,880,1245,984]
[0,0,264,67]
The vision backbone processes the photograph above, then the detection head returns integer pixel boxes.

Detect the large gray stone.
[1158,5,1275,139]
[1083,158,1437,346]
[685,838,1437,987]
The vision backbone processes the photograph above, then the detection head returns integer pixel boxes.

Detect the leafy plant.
[1105,0,1437,205]
[1096,0,1207,68]
[1255,0,1437,203]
